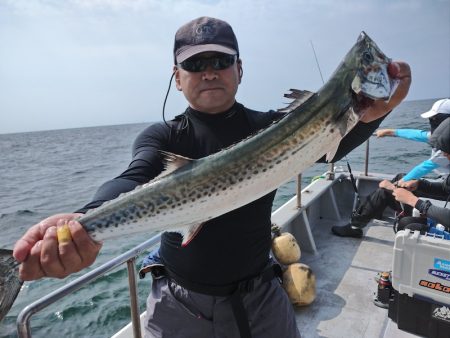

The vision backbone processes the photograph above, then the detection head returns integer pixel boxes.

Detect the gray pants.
[144,276,301,338]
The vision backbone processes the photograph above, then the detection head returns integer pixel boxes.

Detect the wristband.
[415,199,432,216]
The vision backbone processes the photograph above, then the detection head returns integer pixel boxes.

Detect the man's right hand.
[13,213,102,281]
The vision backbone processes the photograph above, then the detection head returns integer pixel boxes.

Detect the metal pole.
[326,163,335,180]
[127,258,142,338]
[364,139,369,176]
[297,174,302,208]
[16,310,32,338]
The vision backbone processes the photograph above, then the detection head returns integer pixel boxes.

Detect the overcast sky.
[0,0,449,134]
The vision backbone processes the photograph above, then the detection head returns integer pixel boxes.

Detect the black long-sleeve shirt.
[76,102,386,285]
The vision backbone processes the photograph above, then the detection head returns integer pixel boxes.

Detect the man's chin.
[195,100,234,114]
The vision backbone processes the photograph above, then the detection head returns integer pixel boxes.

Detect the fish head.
[351,31,398,101]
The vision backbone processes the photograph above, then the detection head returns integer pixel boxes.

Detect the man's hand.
[379,179,395,190]
[375,129,395,138]
[397,179,419,191]
[13,213,102,281]
[360,61,412,123]
[392,188,419,207]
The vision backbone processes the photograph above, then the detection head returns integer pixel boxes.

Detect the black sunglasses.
[178,54,237,72]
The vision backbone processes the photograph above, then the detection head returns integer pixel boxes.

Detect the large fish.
[0,31,396,322]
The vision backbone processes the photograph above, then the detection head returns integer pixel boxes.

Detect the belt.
[162,264,283,338]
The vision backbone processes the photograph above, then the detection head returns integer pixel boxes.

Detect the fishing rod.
[310,40,335,179]
[311,39,345,184]
[310,40,325,85]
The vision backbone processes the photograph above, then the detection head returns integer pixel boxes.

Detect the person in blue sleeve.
[375,98,450,179]
[332,99,450,238]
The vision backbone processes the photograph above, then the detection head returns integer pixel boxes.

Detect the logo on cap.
[194,23,216,43]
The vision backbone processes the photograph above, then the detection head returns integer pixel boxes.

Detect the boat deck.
[296,216,419,337]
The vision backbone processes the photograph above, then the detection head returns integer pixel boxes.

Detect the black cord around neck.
[162,72,175,128]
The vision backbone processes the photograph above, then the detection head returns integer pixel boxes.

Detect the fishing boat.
[13,147,450,337]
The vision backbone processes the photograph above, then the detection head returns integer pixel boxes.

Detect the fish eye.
[362,51,374,63]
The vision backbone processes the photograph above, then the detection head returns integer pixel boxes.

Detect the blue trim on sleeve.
[394,129,429,143]
[402,159,439,181]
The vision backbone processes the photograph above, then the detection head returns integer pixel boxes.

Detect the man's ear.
[237,59,243,84]
[173,66,182,91]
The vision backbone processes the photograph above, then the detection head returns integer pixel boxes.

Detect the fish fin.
[325,142,341,163]
[0,249,23,322]
[277,89,315,113]
[156,151,195,180]
[180,223,205,247]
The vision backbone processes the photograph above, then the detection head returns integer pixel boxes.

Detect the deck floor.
[295,216,421,338]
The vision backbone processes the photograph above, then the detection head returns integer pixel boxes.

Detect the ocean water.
[0,98,437,337]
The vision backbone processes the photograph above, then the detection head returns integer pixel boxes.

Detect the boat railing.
[16,139,371,337]
[16,233,162,338]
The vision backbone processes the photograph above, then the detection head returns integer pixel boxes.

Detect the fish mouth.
[362,68,390,90]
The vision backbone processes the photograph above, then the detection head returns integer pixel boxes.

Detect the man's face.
[174,52,241,114]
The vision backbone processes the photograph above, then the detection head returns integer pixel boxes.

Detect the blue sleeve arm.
[394,129,429,143]
[402,159,439,181]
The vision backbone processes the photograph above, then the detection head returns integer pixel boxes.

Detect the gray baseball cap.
[173,17,239,64]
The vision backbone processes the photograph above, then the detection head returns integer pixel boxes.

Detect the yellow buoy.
[282,263,316,306]
[271,225,301,265]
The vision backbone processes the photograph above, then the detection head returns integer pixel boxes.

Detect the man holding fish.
[9,16,411,337]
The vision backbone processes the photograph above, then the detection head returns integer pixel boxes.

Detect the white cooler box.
[388,230,450,338]
[392,230,450,304]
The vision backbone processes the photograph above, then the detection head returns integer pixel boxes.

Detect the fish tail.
[0,249,23,322]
